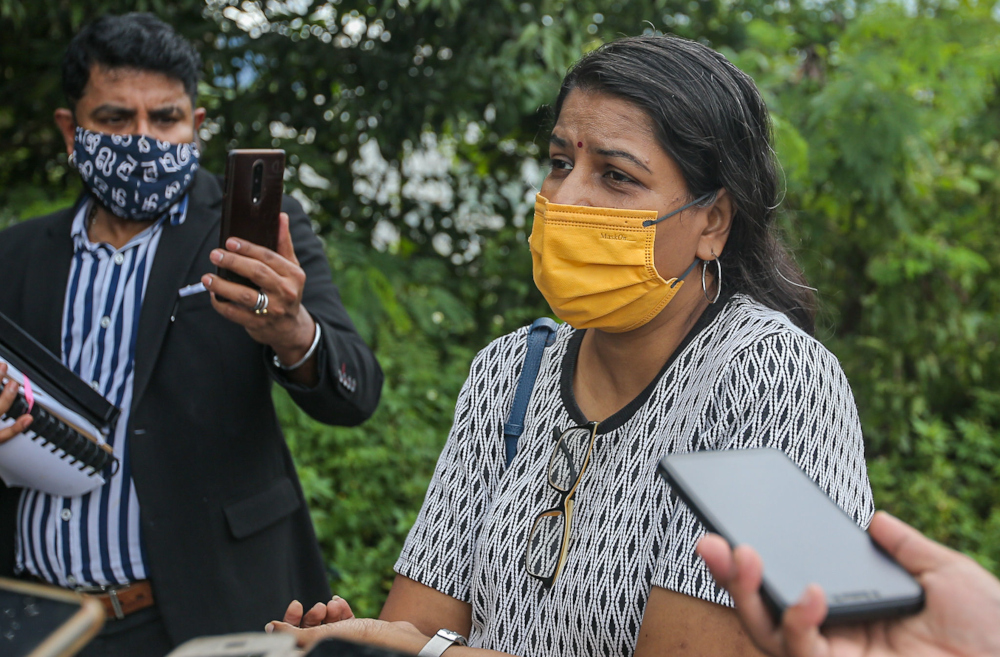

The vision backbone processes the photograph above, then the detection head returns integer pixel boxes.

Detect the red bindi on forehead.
[577,141,583,148]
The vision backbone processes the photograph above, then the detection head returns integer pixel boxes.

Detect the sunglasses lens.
[549,426,593,491]
[525,511,565,578]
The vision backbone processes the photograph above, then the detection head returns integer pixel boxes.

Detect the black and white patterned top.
[396,294,874,657]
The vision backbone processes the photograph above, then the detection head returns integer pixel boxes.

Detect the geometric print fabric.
[73,126,199,220]
[395,294,875,657]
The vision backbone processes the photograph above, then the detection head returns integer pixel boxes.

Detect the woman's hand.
[0,362,32,444]
[267,614,429,653]
[269,597,427,652]
[281,596,355,628]
[268,591,511,655]
[697,511,1000,657]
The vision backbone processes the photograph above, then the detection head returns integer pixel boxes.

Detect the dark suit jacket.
[0,169,383,644]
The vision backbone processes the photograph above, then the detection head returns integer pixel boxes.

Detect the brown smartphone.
[0,576,105,657]
[218,149,285,291]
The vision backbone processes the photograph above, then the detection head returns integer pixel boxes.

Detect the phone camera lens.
[252,161,264,204]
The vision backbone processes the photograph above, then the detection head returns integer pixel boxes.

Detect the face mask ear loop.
[670,258,702,288]
[642,191,717,228]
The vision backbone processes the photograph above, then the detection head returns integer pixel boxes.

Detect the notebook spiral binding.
[5,395,118,476]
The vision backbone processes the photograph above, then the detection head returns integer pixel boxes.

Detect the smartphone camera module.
[251,161,264,204]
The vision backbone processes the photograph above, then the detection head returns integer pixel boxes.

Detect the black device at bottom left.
[0,577,104,657]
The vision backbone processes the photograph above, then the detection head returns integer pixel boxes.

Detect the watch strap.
[417,629,467,657]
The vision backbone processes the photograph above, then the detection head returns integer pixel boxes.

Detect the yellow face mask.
[529,193,709,333]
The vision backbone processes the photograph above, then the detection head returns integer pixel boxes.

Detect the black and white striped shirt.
[396,295,874,656]
[16,196,188,587]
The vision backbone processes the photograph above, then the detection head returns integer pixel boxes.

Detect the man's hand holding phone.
[697,511,1000,657]
[201,212,319,387]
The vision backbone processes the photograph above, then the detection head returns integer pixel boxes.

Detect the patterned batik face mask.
[70,126,200,221]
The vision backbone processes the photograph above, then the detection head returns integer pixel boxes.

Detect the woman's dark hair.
[554,35,816,334]
[62,13,202,107]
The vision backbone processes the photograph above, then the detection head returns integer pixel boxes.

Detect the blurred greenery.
[2,0,999,616]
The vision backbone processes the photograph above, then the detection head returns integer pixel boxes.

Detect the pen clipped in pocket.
[171,283,211,322]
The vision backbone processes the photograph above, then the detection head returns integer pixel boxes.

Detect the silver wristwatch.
[417,628,468,657]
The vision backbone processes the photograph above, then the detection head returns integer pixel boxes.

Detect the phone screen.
[1,592,77,654]
[658,448,924,624]
[0,577,104,657]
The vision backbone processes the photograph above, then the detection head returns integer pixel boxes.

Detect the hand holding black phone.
[658,448,924,625]
[218,149,285,291]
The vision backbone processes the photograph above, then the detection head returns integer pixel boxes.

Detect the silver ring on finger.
[253,290,269,315]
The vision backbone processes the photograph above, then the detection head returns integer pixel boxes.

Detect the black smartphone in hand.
[218,149,285,291]
[658,448,924,625]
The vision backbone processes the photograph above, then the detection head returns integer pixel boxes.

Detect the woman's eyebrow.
[549,134,652,173]
[594,147,652,173]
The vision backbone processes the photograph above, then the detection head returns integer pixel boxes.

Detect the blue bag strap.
[503,317,559,469]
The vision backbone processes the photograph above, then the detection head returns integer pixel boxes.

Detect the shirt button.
[100,316,111,329]
[91,381,100,391]
[113,253,125,265]
[66,575,77,586]
[60,508,72,521]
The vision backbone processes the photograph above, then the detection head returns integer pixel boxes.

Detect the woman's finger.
[327,595,355,622]
[282,600,304,625]
[266,621,337,650]
[301,601,328,628]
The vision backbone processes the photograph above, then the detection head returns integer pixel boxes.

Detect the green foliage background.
[2,0,999,617]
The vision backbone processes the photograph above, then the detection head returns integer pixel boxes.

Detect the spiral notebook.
[0,311,120,497]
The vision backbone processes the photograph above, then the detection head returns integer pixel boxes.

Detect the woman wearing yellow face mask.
[271,35,874,657]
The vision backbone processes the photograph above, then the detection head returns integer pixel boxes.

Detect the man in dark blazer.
[0,13,383,655]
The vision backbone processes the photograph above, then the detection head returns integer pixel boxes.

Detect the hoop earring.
[701,252,722,304]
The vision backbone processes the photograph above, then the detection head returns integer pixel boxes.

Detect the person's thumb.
[869,511,955,576]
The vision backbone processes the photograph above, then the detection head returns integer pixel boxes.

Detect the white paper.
[0,358,110,496]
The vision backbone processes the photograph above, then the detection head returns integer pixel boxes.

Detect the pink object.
[23,376,34,413]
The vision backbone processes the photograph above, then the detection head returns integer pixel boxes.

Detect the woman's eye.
[549,158,572,171]
[606,169,635,184]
